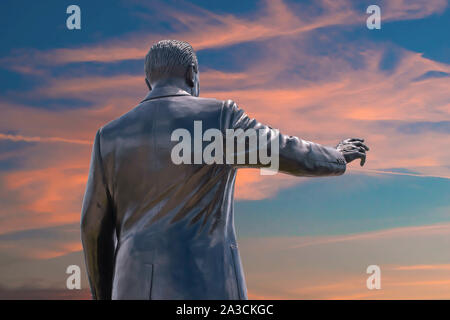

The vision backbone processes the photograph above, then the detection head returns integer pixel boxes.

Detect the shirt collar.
[141,86,191,102]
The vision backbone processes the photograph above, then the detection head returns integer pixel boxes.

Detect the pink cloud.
[1,0,446,68]
[0,0,448,236]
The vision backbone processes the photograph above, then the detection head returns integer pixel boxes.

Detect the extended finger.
[351,141,369,151]
[344,145,366,153]
[348,138,364,143]
[357,152,366,166]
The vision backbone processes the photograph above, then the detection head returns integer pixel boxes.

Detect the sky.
[0,0,449,299]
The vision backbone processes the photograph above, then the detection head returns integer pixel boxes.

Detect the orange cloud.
[0,0,448,298]
[288,222,450,249]
[25,241,82,260]
[391,264,450,271]
[0,133,90,145]
[0,143,90,234]
[0,0,448,240]
[0,42,448,237]
[2,0,446,68]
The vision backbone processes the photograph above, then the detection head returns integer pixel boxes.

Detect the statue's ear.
[185,64,196,87]
[145,78,152,91]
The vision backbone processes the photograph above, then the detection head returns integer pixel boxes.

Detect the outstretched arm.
[221,100,368,175]
[81,129,115,300]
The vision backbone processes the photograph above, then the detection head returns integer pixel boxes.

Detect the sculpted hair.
[145,40,198,82]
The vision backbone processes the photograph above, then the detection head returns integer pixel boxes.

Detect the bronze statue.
[81,40,369,300]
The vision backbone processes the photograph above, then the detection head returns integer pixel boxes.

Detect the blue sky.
[0,0,449,299]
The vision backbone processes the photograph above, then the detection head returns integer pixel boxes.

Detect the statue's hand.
[336,138,370,166]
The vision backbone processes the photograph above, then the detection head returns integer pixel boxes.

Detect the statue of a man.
[81,40,369,300]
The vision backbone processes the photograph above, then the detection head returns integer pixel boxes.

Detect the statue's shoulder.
[101,110,133,131]
[191,96,239,111]
[190,95,224,106]
[184,95,228,114]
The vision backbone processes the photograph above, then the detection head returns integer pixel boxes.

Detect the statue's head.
[145,40,199,96]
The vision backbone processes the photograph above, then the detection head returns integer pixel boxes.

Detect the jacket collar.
[141,86,191,103]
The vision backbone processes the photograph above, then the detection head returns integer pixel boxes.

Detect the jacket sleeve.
[80,129,115,300]
[220,99,346,176]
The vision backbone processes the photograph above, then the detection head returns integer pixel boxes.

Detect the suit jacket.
[81,86,346,300]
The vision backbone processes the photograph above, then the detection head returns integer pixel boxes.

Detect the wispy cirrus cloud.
[0,133,90,145]
[0,0,449,298]
[391,264,450,271]
[1,0,446,69]
[0,1,448,219]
